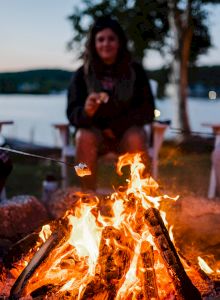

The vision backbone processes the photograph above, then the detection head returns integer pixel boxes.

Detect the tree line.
[0,69,70,94]
[0,66,220,98]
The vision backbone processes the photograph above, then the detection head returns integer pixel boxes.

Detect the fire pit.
[1,153,219,299]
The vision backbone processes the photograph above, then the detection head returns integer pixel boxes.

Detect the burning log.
[3,232,40,270]
[4,219,62,270]
[145,207,202,300]
[9,221,68,300]
[81,226,134,299]
[177,251,215,297]
[137,241,159,300]
[178,250,212,283]
[30,283,70,299]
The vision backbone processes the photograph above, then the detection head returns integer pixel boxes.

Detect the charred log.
[178,251,211,283]
[145,207,202,300]
[81,226,134,299]
[3,219,63,270]
[3,232,40,269]
[138,241,159,300]
[9,221,68,300]
[30,284,54,298]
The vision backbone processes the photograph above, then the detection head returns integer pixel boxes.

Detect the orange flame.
[198,256,214,274]
[9,153,194,299]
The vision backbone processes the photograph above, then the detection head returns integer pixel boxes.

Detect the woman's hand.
[84,93,101,117]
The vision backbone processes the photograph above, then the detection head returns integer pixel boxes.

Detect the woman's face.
[95,28,120,64]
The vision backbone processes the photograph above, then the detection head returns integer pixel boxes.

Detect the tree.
[67,0,169,62]
[68,0,218,135]
[167,0,213,134]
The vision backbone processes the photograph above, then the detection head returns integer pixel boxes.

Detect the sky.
[1,0,220,72]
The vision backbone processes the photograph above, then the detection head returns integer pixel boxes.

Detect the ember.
[1,153,219,299]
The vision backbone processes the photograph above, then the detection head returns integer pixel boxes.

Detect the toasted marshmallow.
[74,163,91,177]
[99,92,109,104]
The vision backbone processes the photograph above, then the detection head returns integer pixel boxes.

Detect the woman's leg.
[75,128,100,191]
[120,126,150,169]
[120,126,147,153]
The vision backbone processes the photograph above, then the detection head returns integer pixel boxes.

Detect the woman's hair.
[84,16,135,103]
[84,16,132,76]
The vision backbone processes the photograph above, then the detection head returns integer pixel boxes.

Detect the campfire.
[1,153,219,299]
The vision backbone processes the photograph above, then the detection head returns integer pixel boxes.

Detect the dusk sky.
[1,0,220,72]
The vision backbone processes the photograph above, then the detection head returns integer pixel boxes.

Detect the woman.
[67,16,155,191]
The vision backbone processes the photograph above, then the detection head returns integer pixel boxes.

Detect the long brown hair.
[84,16,135,102]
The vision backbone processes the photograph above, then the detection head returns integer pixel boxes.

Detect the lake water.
[0,94,219,147]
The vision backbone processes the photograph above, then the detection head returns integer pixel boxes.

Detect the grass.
[158,142,211,197]
[5,155,61,199]
[4,138,213,200]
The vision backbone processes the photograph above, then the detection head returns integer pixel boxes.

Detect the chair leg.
[152,156,158,179]
[208,167,216,199]
[0,188,6,201]
[152,124,168,179]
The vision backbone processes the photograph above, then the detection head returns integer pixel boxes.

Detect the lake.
[0,94,219,147]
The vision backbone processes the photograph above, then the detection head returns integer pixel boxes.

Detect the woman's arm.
[108,63,155,137]
[67,67,93,127]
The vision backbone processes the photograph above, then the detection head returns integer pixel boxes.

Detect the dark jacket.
[67,62,155,138]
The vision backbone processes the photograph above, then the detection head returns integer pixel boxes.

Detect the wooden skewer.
[0,146,75,168]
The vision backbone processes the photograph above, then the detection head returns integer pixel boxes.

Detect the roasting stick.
[0,146,75,167]
[0,146,91,177]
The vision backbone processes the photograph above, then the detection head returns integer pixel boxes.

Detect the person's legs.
[75,128,101,191]
[120,126,151,173]
[120,126,148,153]
[119,126,150,168]
[212,143,220,196]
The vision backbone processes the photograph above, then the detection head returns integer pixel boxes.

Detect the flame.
[198,256,214,274]
[8,153,204,299]
[39,224,52,242]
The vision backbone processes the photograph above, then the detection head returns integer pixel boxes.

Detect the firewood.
[9,222,68,300]
[81,226,134,299]
[177,251,215,297]
[178,251,211,283]
[145,207,202,300]
[137,241,159,300]
[30,284,55,298]
[3,232,40,270]
[4,219,63,270]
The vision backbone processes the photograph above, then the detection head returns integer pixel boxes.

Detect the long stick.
[0,146,75,168]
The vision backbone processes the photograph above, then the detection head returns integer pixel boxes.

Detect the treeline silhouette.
[0,69,70,94]
[0,66,219,98]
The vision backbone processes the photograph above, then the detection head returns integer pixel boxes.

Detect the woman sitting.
[67,16,155,191]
